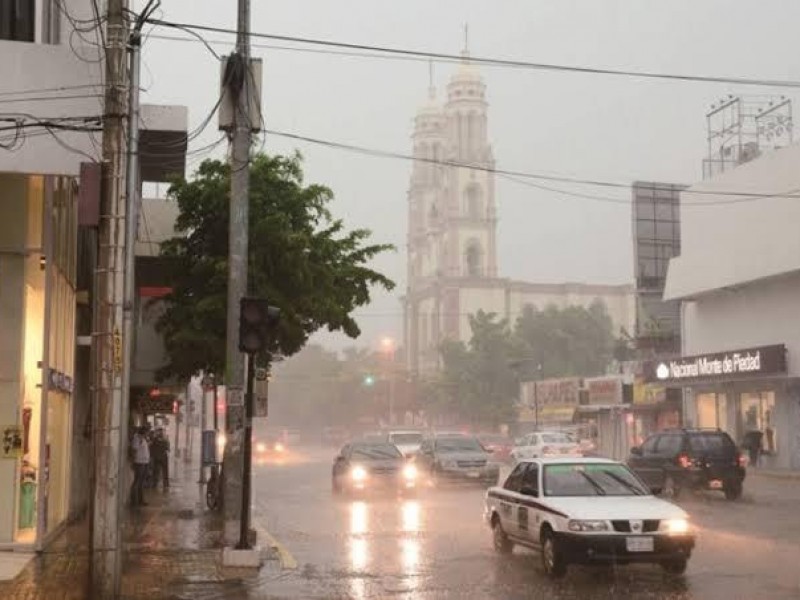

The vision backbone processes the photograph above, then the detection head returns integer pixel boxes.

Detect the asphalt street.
[251,445,800,599]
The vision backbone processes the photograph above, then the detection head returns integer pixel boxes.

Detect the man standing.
[130,426,150,506]
[151,427,170,490]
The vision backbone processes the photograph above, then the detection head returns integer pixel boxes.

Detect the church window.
[464,185,482,219]
[464,240,483,277]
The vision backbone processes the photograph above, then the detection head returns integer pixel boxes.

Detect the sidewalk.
[0,456,279,599]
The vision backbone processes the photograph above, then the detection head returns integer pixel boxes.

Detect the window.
[543,463,649,497]
[520,463,539,496]
[655,435,682,457]
[740,391,777,454]
[641,435,659,455]
[464,185,482,218]
[503,464,525,493]
[464,241,482,277]
[0,0,35,42]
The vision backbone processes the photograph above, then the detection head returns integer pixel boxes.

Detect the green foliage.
[423,301,617,427]
[154,152,395,382]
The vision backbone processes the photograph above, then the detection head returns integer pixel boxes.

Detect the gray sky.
[139,0,800,352]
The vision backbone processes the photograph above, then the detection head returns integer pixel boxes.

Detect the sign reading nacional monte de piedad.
[645,344,787,384]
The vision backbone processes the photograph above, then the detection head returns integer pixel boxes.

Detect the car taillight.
[677,454,692,469]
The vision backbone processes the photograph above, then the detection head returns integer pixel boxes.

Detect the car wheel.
[541,528,567,578]
[662,474,681,500]
[661,558,688,575]
[492,517,514,555]
[724,481,743,501]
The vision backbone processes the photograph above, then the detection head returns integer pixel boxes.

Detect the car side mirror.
[520,485,539,497]
[630,446,643,456]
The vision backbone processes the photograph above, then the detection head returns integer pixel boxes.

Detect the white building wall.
[683,274,800,377]
[0,0,103,176]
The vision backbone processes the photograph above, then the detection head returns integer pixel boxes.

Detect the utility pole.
[91,0,129,596]
[223,0,252,544]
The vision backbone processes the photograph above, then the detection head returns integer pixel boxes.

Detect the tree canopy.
[154,152,394,382]
[422,301,617,427]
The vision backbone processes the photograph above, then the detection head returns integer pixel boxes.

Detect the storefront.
[0,173,77,549]
[517,377,581,434]
[646,344,796,470]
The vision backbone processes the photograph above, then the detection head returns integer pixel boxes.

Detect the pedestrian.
[743,429,763,468]
[130,426,151,506]
[151,427,171,490]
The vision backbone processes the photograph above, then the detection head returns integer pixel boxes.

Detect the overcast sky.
[138,0,800,353]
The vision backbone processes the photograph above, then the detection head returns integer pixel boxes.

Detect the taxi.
[484,457,695,578]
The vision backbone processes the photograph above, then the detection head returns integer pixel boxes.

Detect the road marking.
[256,525,298,570]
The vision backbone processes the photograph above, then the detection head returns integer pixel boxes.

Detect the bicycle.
[205,461,224,511]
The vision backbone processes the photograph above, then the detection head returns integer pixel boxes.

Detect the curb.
[749,470,800,482]
[255,526,297,570]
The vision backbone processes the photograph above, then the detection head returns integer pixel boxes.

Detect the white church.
[402,51,635,374]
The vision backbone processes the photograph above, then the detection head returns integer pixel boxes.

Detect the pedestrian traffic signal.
[238,297,281,354]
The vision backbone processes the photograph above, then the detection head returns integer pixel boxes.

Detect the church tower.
[404,45,499,374]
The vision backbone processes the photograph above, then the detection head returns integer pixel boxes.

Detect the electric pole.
[92,0,129,596]
[223,0,253,544]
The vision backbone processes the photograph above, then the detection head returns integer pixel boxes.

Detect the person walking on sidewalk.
[130,426,151,506]
[151,427,170,490]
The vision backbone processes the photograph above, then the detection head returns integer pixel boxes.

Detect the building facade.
[403,54,635,374]
[0,0,102,549]
[0,1,187,550]
[664,142,800,471]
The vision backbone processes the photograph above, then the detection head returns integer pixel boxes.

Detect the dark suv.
[628,429,746,500]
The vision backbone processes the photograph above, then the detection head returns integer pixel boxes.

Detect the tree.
[154,152,395,381]
[431,311,520,428]
[513,300,615,379]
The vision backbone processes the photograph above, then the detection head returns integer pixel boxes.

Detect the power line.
[145,17,800,89]
[263,127,800,203]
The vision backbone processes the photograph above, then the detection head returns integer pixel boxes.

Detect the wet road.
[252,446,800,599]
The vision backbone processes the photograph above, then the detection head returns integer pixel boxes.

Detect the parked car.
[627,428,746,500]
[387,430,424,457]
[331,441,417,496]
[511,431,583,463]
[478,433,514,463]
[485,457,695,578]
[417,432,500,486]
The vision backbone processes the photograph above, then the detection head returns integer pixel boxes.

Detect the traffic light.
[363,374,375,386]
[238,297,281,354]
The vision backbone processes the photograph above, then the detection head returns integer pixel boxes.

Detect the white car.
[387,430,424,458]
[511,431,582,463]
[484,457,695,578]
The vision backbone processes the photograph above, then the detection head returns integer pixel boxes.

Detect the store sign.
[2,425,23,459]
[535,378,582,407]
[585,376,623,405]
[633,380,666,405]
[647,344,787,383]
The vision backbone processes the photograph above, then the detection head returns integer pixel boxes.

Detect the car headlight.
[274,442,285,452]
[403,464,418,480]
[351,465,368,481]
[255,442,267,453]
[567,519,609,532]
[664,518,690,535]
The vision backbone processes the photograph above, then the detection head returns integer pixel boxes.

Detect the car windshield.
[390,433,423,445]
[540,433,573,444]
[350,443,402,460]
[436,437,484,453]
[543,463,649,497]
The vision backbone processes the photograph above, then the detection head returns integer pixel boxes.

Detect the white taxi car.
[511,431,582,463]
[484,457,695,578]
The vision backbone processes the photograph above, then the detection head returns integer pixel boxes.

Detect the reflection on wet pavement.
[251,446,800,599]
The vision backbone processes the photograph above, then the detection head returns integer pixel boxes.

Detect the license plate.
[467,471,481,478]
[709,479,723,489]
[626,536,654,553]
